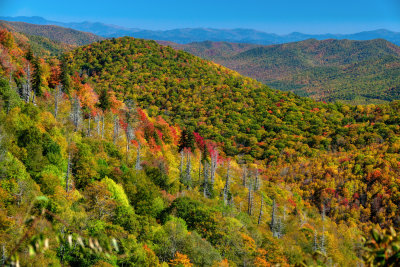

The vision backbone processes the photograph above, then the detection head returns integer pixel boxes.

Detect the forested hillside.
[167,39,400,104]
[0,27,399,266]
[0,20,104,46]
[0,22,74,57]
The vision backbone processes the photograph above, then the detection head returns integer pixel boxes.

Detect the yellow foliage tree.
[169,252,193,267]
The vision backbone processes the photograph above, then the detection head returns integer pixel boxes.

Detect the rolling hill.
[0,22,76,57]
[166,39,400,104]
[0,20,104,46]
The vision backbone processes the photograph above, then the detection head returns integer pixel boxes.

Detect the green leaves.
[372,229,381,242]
[364,227,400,267]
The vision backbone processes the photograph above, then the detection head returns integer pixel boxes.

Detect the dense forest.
[0,26,399,266]
[0,21,104,46]
[166,39,400,104]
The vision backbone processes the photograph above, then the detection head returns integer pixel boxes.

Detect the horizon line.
[0,15,399,36]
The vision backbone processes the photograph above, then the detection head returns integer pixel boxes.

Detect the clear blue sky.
[1,0,399,34]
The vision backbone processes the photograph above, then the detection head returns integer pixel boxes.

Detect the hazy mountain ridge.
[1,16,400,45]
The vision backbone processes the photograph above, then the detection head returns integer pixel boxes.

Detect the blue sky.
[0,0,399,34]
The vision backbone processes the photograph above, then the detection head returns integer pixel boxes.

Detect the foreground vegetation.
[0,26,399,266]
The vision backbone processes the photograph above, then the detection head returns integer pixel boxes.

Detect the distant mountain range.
[163,39,400,104]
[1,16,400,45]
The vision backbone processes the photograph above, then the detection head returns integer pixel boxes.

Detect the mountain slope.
[0,32,365,266]
[63,36,400,166]
[0,22,76,57]
[1,29,400,266]
[0,20,104,46]
[167,38,400,104]
[66,37,341,161]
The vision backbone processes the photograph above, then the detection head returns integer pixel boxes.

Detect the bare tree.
[210,149,218,194]
[272,216,284,238]
[135,142,142,171]
[258,197,263,225]
[184,151,192,189]
[22,64,32,103]
[0,128,5,164]
[124,100,138,162]
[198,151,202,182]
[113,115,119,144]
[270,199,277,230]
[65,152,71,192]
[125,124,134,162]
[203,161,210,198]
[179,150,185,179]
[320,225,326,255]
[223,161,231,205]
[101,114,105,139]
[70,96,81,132]
[54,84,63,119]
[313,230,318,252]
[87,113,92,137]
[1,244,6,266]
[320,204,327,254]
[254,169,261,191]
[95,115,101,136]
[247,185,253,216]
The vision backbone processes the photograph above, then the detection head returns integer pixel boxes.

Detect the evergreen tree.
[98,88,111,111]
[25,47,33,61]
[178,129,195,152]
[31,56,43,100]
[60,56,72,94]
